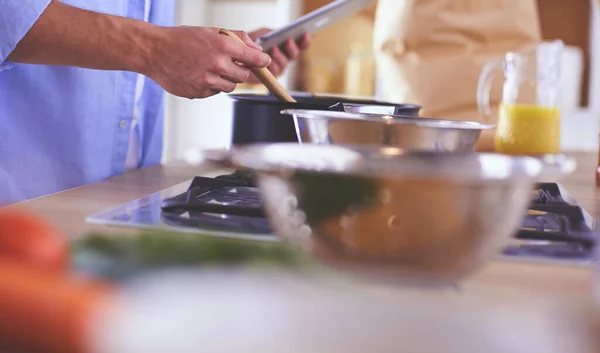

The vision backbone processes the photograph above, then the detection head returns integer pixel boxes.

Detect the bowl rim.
[280,109,496,131]
[218,144,577,182]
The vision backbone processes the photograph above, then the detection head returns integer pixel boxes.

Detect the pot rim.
[227,93,422,110]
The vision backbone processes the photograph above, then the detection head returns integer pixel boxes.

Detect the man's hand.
[143,27,271,99]
[247,28,311,83]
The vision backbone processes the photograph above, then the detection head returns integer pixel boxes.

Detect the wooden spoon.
[219,28,297,103]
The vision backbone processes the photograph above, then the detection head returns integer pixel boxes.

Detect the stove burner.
[160,175,598,263]
[503,183,597,261]
[215,169,257,187]
[160,172,271,235]
[161,173,263,217]
[503,243,591,259]
[531,183,567,205]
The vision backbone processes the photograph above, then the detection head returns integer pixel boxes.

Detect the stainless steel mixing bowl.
[218,143,575,285]
[281,109,495,152]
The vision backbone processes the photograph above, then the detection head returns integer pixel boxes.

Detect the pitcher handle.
[476,59,503,123]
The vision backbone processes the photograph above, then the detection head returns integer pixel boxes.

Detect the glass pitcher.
[477,40,564,155]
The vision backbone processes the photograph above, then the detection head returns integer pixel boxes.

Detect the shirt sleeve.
[0,0,52,72]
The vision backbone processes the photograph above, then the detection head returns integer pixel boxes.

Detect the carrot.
[0,208,69,272]
[0,259,114,353]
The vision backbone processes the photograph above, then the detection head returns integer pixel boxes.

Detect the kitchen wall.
[555,0,600,152]
[297,0,377,95]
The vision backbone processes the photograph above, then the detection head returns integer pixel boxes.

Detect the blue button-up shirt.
[0,0,175,205]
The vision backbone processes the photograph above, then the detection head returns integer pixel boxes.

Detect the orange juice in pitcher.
[495,104,561,155]
[477,40,563,156]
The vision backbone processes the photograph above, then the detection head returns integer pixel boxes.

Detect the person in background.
[0,0,310,205]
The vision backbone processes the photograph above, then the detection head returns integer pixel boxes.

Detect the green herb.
[71,231,317,281]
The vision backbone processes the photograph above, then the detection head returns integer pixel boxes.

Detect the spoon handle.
[219,29,297,103]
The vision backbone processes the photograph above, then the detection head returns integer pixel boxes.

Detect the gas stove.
[87,171,598,266]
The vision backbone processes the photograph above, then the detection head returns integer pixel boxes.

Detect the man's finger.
[233,30,263,51]
[213,57,251,83]
[229,44,271,68]
[298,33,311,50]
[200,89,221,99]
[269,46,288,71]
[282,39,300,60]
[248,27,271,41]
[206,75,238,93]
[268,62,282,78]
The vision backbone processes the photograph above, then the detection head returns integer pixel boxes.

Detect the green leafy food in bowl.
[292,171,381,223]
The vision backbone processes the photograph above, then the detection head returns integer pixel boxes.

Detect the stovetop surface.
[87,172,598,266]
[85,173,276,243]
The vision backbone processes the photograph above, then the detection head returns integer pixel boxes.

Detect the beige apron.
[373,0,542,151]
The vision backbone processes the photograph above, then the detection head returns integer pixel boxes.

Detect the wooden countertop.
[8,153,600,352]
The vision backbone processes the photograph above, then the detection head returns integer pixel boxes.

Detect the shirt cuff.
[0,0,53,70]
[0,61,15,72]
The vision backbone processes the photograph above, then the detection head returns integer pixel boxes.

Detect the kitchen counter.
[7,153,600,352]
[8,161,228,238]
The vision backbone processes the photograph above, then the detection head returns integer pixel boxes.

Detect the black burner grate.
[160,172,270,235]
[503,183,597,261]
[531,183,567,205]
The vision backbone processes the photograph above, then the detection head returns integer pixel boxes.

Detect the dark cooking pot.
[229,93,422,145]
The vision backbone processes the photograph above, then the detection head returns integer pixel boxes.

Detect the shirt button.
[119,120,128,129]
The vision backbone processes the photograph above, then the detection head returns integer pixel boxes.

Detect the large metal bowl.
[218,143,575,285]
[281,109,495,152]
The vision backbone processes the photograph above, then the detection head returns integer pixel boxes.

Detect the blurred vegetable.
[0,259,114,353]
[0,208,68,272]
